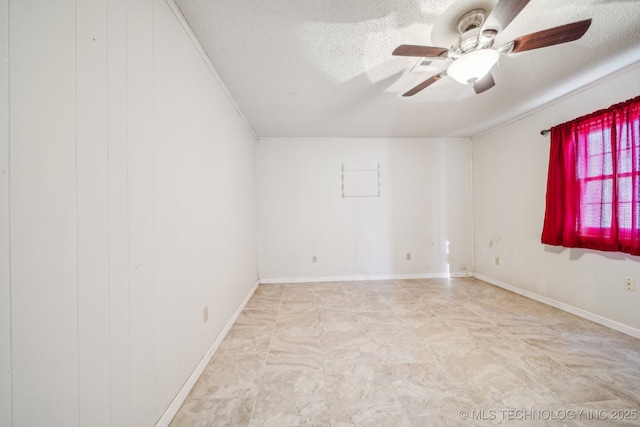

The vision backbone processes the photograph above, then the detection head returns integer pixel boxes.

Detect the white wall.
[0,0,10,426]
[3,0,258,426]
[257,137,473,281]
[473,63,640,333]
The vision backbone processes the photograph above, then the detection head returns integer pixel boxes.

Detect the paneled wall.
[0,0,10,426]
[2,0,258,425]
[257,137,473,281]
[472,63,640,333]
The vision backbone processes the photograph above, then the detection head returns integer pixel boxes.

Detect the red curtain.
[542,96,640,255]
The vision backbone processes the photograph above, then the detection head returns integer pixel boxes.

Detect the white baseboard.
[155,279,260,427]
[259,271,472,284]
[474,273,640,340]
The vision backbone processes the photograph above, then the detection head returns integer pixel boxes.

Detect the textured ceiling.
[174,0,640,138]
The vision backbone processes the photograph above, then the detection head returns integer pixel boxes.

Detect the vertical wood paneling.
[127,0,157,424]
[174,48,196,383]
[107,0,130,425]
[76,0,110,425]
[188,131,204,362]
[0,0,11,425]
[9,1,79,425]
[6,1,260,425]
[153,1,184,409]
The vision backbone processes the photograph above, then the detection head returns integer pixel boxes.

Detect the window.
[541,96,640,255]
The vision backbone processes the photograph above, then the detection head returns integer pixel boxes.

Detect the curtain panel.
[541,96,640,255]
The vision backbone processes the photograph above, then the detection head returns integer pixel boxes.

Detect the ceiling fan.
[393,0,592,96]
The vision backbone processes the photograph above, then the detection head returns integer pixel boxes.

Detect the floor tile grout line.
[246,284,284,425]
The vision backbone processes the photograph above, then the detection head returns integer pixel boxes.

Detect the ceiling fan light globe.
[448,49,499,85]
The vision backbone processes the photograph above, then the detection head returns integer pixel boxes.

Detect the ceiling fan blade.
[393,45,448,58]
[511,19,592,53]
[403,73,443,97]
[483,0,532,32]
[473,72,495,94]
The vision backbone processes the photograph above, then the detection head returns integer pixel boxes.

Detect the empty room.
[2,0,640,426]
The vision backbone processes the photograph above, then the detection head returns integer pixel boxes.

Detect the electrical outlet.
[406,252,411,261]
[624,277,636,291]
[494,257,500,265]
[312,255,317,263]
[203,306,209,323]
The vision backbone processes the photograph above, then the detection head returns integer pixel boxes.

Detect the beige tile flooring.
[170,278,640,426]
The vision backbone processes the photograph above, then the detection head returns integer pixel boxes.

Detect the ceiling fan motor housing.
[452,9,496,55]
[457,9,486,34]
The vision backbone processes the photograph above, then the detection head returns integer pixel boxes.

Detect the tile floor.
[169,278,640,426]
